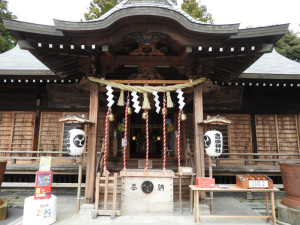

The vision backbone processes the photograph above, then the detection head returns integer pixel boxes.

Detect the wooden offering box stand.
[120,169,174,213]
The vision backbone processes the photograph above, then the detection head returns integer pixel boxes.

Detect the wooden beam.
[99,55,193,66]
[85,82,99,204]
[179,46,192,60]
[105,79,192,85]
[193,84,205,202]
[102,45,114,59]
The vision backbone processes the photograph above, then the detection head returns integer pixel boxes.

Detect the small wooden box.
[196,177,215,188]
[236,175,273,189]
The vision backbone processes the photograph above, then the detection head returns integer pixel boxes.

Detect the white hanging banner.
[204,130,223,157]
[106,85,115,108]
[176,89,185,110]
[131,91,141,113]
[152,91,161,114]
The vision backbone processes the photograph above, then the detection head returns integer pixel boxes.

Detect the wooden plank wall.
[0,112,13,156]
[0,111,35,157]
[255,115,278,159]
[227,114,252,158]
[38,112,63,154]
[256,114,299,159]
[11,112,36,156]
[277,115,299,159]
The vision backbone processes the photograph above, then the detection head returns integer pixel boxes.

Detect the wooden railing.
[187,152,300,169]
[213,153,300,166]
[0,150,86,163]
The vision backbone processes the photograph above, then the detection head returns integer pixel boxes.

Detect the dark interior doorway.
[130,112,163,159]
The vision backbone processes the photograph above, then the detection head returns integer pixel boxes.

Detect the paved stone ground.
[0,188,286,225]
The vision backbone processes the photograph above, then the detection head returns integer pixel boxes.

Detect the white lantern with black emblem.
[67,128,86,156]
[204,130,223,157]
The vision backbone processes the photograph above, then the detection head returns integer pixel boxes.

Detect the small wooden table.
[189,185,278,225]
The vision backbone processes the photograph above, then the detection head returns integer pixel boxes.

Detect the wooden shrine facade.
[2,0,298,203]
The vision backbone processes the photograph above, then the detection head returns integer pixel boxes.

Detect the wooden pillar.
[193,84,205,177]
[193,84,205,202]
[85,82,99,203]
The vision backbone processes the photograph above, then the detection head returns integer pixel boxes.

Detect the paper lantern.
[204,130,223,157]
[67,129,86,156]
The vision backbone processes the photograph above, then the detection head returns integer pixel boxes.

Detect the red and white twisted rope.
[145,110,149,170]
[163,94,166,170]
[177,109,182,169]
[123,97,129,170]
[103,107,111,170]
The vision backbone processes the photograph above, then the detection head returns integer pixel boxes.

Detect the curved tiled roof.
[94,0,204,25]
[53,0,240,34]
[0,45,53,75]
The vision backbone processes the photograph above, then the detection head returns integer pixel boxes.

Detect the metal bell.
[108,112,115,121]
[127,106,132,115]
[161,108,167,115]
[180,112,187,121]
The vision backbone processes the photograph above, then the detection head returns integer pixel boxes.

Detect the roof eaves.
[230,24,289,39]
[0,70,55,76]
[3,19,64,36]
[240,73,300,80]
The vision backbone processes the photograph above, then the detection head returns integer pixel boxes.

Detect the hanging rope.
[123,92,130,171]
[103,107,111,173]
[163,93,167,171]
[144,110,149,172]
[177,109,182,173]
[88,77,206,93]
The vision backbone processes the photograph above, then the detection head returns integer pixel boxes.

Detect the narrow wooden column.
[193,84,205,202]
[85,82,99,203]
[193,84,205,177]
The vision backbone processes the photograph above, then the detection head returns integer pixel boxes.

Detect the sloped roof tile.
[0,44,53,75]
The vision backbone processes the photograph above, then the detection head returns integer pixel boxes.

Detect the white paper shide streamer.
[176,89,185,109]
[152,91,161,113]
[131,91,141,113]
[106,85,115,108]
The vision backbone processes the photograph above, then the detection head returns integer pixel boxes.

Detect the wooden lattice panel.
[255,115,277,159]
[38,112,63,155]
[0,112,35,157]
[276,115,299,159]
[227,114,252,158]
[256,114,300,159]
[0,112,14,156]
[11,112,36,156]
